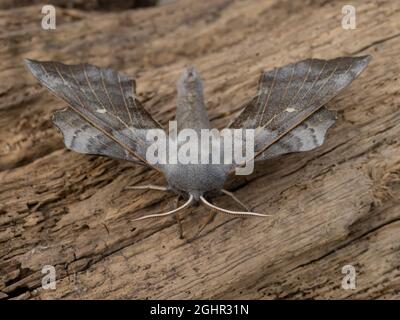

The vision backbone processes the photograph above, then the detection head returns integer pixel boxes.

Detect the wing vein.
[117,73,134,126]
[100,69,117,114]
[277,63,295,111]
[258,68,278,127]
[83,65,109,113]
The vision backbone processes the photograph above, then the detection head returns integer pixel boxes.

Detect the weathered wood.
[0,0,399,299]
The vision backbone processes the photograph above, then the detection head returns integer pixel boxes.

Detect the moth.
[25,56,370,237]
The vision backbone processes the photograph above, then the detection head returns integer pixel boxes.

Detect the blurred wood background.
[0,0,399,299]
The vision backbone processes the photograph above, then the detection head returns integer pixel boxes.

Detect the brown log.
[0,0,399,299]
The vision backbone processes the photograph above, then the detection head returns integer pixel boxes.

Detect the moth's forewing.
[230,56,371,160]
[25,59,163,168]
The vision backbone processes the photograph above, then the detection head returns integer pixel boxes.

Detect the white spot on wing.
[96,109,107,114]
[285,107,296,113]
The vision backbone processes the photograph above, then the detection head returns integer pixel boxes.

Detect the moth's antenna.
[199,196,272,217]
[132,195,193,221]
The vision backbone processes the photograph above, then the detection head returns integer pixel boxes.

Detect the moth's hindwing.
[53,107,143,164]
[256,107,336,160]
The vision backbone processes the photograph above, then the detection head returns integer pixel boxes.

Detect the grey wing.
[230,55,370,162]
[256,107,336,160]
[53,107,145,164]
[25,59,163,168]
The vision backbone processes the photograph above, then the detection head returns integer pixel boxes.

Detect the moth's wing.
[25,59,162,168]
[53,107,145,165]
[229,56,371,161]
[256,107,336,160]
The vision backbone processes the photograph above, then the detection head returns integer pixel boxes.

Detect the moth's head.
[164,163,228,201]
[177,66,203,95]
[188,192,202,204]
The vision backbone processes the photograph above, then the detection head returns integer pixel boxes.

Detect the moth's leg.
[173,196,184,239]
[124,184,169,192]
[221,189,251,212]
[196,210,217,237]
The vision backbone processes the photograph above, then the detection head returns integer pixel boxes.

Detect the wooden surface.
[0,0,399,299]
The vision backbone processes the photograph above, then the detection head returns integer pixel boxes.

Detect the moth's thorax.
[176,66,210,132]
[163,163,229,200]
